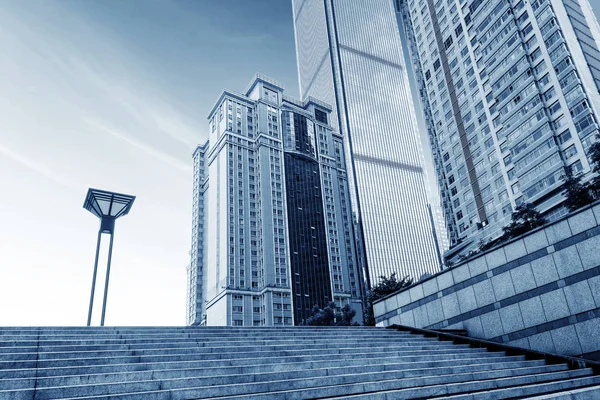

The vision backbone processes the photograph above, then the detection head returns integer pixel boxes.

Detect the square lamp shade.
[83,188,135,234]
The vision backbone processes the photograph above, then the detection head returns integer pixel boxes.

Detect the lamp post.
[83,188,135,326]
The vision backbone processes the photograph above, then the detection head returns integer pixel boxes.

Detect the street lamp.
[83,188,135,326]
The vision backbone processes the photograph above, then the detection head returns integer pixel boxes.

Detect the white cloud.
[0,144,76,190]
[82,118,192,172]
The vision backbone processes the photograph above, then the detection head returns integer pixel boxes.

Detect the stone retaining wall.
[374,201,600,360]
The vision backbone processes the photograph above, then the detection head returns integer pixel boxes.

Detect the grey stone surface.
[383,296,398,313]
[451,265,471,284]
[553,246,583,279]
[422,278,439,297]
[473,279,496,308]
[412,306,430,328]
[408,285,424,303]
[2,325,600,400]
[436,271,454,292]
[425,299,444,325]
[524,230,549,253]
[399,310,415,327]
[441,292,460,320]
[456,286,477,314]
[485,248,508,269]
[540,289,571,321]
[563,280,596,315]
[531,254,560,286]
[528,331,556,353]
[510,264,536,294]
[499,304,525,333]
[480,310,504,338]
[593,203,600,225]
[545,219,572,245]
[491,271,516,301]
[575,319,600,354]
[395,290,411,308]
[519,297,547,328]
[507,338,529,349]
[576,236,600,270]
[551,325,582,355]
[568,209,597,235]
[503,240,527,263]
[468,257,488,277]
[588,275,600,307]
[373,301,385,317]
[463,316,484,338]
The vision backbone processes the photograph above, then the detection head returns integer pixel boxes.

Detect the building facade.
[187,74,362,326]
[293,0,442,285]
[396,0,600,255]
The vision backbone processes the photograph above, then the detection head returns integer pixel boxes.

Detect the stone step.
[432,375,600,399]
[0,327,389,332]
[207,369,594,400]
[0,347,504,370]
[12,364,571,400]
[0,342,476,361]
[0,329,403,338]
[525,385,600,399]
[0,353,529,380]
[0,338,457,354]
[0,359,548,391]
[0,333,420,347]
[34,366,592,400]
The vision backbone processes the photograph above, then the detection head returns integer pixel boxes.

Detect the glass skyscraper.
[293,0,442,285]
[187,74,362,326]
[396,0,600,254]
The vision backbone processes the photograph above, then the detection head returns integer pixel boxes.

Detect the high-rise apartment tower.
[187,74,362,326]
[396,0,600,252]
[293,0,442,285]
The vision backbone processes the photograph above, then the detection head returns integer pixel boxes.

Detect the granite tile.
[452,265,471,284]
[437,272,455,291]
[553,246,583,279]
[574,319,600,354]
[519,297,547,328]
[528,331,555,353]
[589,275,600,308]
[481,310,504,338]
[425,299,444,325]
[456,286,477,314]
[568,209,596,235]
[563,280,596,315]
[531,254,559,286]
[576,236,600,270]
[503,240,527,263]
[545,219,572,245]
[491,271,516,301]
[485,248,508,269]
[510,263,536,294]
[422,278,439,297]
[524,230,549,253]
[468,257,488,277]
[473,279,496,308]
[441,292,460,320]
[499,303,525,333]
[540,289,570,321]
[551,325,582,355]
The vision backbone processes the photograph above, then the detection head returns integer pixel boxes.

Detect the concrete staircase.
[0,326,599,399]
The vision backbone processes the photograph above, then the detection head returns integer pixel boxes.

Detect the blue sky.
[0,0,299,326]
[1,1,600,326]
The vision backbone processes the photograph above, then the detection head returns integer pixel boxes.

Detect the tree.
[588,137,600,198]
[562,167,594,211]
[363,273,413,326]
[305,302,359,326]
[502,203,546,240]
